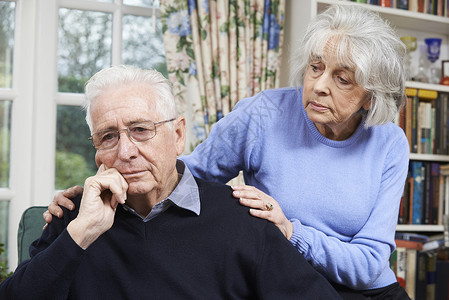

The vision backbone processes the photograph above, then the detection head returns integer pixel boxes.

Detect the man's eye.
[101,132,117,142]
[131,126,150,133]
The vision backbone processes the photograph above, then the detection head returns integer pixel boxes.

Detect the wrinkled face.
[302,41,370,140]
[90,83,185,196]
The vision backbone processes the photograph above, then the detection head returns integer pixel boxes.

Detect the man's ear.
[174,116,186,156]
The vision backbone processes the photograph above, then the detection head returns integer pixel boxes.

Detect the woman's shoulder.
[237,87,300,107]
[232,87,302,122]
[370,122,407,141]
[367,122,409,154]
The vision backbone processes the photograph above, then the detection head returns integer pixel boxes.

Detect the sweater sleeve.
[0,210,85,299]
[256,222,342,299]
[181,94,260,184]
[289,133,410,289]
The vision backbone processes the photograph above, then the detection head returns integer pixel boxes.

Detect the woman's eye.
[337,76,349,84]
[310,64,319,72]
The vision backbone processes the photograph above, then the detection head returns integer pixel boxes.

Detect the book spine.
[411,161,424,224]
[396,247,407,289]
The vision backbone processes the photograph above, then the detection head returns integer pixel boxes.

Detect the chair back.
[17,206,47,264]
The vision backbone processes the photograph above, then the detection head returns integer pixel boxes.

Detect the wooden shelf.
[316,0,449,35]
[396,224,445,232]
[406,81,449,93]
[409,153,449,162]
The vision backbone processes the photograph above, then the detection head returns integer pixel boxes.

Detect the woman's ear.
[363,99,371,111]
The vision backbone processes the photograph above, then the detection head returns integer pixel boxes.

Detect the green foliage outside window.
[0,243,12,283]
[0,127,9,187]
[55,102,96,190]
[55,151,94,190]
[0,2,14,89]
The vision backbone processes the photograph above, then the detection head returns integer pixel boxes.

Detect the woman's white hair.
[290,4,407,127]
[83,65,177,133]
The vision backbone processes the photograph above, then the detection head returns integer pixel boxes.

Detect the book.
[419,102,432,154]
[411,94,419,153]
[395,232,429,243]
[397,0,409,8]
[405,248,417,298]
[430,163,440,225]
[422,238,445,252]
[426,253,437,300]
[418,89,438,100]
[410,161,424,224]
[409,0,419,10]
[396,247,407,289]
[405,96,413,152]
[424,162,431,224]
[396,239,424,250]
[415,251,428,300]
[435,260,449,300]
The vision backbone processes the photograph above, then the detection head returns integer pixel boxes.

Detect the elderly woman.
[46,4,410,299]
[182,4,409,298]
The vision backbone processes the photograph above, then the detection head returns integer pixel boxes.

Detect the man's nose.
[117,131,138,160]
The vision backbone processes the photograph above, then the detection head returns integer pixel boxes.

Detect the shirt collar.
[169,160,201,216]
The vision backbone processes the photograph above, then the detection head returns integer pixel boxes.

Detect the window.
[0,0,15,264]
[55,0,166,190]
[2,0,166,271]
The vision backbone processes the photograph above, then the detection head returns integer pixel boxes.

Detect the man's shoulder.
[63,194,82,222]
[194,177,235,207]
[194,177,269,227]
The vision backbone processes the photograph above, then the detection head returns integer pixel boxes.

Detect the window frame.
[3,0,160,271]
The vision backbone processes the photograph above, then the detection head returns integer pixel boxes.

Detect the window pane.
[0,100,11,188]
[123,14,167,77]
[55,105,96,190]
[124,0,159,8]
[0,1,15,88]
[0,201,9,264]
[58,9,112,93]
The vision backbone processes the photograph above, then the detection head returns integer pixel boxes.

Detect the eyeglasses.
[89,118,176,150]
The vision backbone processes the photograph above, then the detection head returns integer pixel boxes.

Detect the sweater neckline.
[297,88,365,148]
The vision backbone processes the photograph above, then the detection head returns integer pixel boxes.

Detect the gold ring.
[265,203,274,211]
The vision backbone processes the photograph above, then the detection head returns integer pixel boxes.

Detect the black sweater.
[1,178,341,299]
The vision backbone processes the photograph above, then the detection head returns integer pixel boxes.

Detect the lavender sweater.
[182,87,409,290]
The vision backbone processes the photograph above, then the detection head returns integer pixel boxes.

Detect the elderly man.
[0,66,340,299]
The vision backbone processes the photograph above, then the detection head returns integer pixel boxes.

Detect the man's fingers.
[86,168,128,204]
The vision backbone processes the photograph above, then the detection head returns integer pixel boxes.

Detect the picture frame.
[443,60,449,78]
[442,60,449,85]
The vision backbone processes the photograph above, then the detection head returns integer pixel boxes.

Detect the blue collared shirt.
[122,160,201,222]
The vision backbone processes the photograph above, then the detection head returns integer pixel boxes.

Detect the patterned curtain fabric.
[161,0,285,152]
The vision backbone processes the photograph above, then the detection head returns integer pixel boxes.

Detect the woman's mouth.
[310,102,329,112]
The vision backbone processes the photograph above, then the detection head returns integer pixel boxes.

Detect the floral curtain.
[161,0,285,152]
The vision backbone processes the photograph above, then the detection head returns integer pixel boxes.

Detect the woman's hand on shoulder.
[43,185,83,225]
[232,185,293,240]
